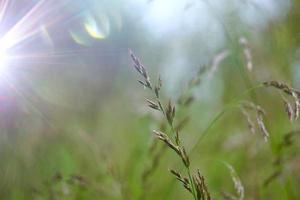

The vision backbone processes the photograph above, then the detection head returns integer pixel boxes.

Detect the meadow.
[0,0,299,200]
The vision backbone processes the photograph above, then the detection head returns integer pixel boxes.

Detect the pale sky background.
[122,0,292,96]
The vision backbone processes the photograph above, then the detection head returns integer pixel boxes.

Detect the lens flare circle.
[84,14,110,40]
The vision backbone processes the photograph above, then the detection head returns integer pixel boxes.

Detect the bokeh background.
[0,0,299,199]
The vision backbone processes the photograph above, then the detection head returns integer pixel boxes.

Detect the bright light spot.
[70,13,112,46]
[84,14,110,40]
[84,17,106,39]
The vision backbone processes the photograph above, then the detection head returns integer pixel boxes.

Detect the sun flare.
[0,44,9,72]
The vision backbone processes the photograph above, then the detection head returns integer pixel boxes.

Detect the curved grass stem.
[189,83,264,156]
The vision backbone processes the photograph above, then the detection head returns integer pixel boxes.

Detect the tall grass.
[128,35,300,199]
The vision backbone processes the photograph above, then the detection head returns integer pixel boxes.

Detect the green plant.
[129,50,211,200]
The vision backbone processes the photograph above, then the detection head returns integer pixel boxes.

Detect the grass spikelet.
[175,130,180,145]
[146,99,160,111]
[240,107,256,134]
[129,49,152,90]
[256,114,269,142]
[239,37,253,71]
[225,164,244,200]
[129,49,211,200]
[264,81,300,121]
[166,100,176,126]
[281,94,294,121]
[291,91,300,120]
[170,169,193,194]
[179,147,190,168]
[193,169,211,200]
[153,130,190,168]
[241,102,269,142]
[153,130,180,155]
[263,81,300,96]
[154,75,162,98]
[207,50,230,79]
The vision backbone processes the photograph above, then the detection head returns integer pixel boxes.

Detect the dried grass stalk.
[281,94,295,121]
[193,170,211,200]
[153,130,190,168]
[263,81,300,96]
[225,164,244,200]
[264,81,300,121]
[256,114,269,142]
[240,102,269,142]
[207,50,230,79]
[130,49,211,200]
[170,169,192,194]
[291,91,300,120]
[240,107,256,134]
[130,49,152,89]
[166,100,176,126]
[239,37,253,71]
[153,130,180,155]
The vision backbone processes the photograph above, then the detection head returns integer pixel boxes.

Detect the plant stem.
[187,167,197,200]
[189,83,264,156]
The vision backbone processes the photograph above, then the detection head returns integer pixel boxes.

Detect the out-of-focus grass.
[0,1,300,200]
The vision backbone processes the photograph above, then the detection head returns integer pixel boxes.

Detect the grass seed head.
[256,114,269,142]
[281,94,295,121]
[193,169,211,200]
[153,130,180,155]
[239,37,253,71]
[264,81,300,121]
[240,107,256,134]
[180,147,190,168]
[166,100,176,126]
[170,169,192,194]
[291,91,300,120]
[129,49,152,89]
[146,99,160,111]
[241,102,269,141]
[225,164,244,200]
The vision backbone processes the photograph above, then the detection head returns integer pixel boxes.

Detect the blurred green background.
[0,0,299,199]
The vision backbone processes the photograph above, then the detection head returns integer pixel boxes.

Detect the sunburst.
[0,0,73,130]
